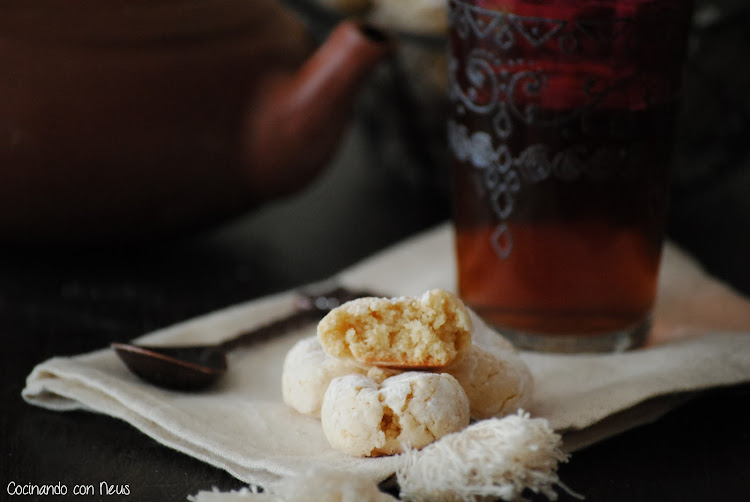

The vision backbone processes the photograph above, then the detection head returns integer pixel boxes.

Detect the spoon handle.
[218,308,323,351]
[218,287,379,351]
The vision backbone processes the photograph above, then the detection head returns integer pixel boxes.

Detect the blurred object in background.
[0,0,392,244]
[668,0,750,295]
[305,0,447,34]
[285,0,452,198]
[286,0,750,296]
[368,0,448,35]
[313,0,371,14]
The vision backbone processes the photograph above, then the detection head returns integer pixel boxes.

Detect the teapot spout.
[243,21,394,199]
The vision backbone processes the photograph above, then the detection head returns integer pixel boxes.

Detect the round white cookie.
[445,343,533,420]
[321,372,470,457]
[456,312,534,418]
[281,336,367,416]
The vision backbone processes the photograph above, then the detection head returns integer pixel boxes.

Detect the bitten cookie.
[317,289,472,369]
[282,336,367,416]
[321,372,470,457]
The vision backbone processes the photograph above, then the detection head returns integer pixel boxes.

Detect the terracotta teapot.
[0,0,392,243]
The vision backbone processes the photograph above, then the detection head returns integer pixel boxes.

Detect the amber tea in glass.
[448,0,693,351]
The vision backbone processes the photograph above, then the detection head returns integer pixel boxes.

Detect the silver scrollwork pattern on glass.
[448,0,641,259]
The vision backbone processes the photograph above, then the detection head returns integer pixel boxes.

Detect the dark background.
[2,0,749,500]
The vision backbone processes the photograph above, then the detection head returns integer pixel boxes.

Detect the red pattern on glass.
[448,0,692,336]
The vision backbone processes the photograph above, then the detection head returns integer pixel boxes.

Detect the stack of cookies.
[281,289,533,457]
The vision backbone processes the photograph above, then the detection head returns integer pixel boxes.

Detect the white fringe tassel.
[396,411,581,502]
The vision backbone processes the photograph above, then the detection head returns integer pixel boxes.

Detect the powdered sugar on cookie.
[321,372,470,457]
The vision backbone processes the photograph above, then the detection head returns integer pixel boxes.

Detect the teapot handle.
[240,21,394,199]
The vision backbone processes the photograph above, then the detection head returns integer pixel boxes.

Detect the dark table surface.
[3,1,750,499]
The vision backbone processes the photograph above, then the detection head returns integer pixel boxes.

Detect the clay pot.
[0,0,392,242]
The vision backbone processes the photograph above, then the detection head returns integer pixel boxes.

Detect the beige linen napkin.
[22,223,750,488]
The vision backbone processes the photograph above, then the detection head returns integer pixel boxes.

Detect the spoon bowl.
[112,287,377,390]
[112,343,229,390]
